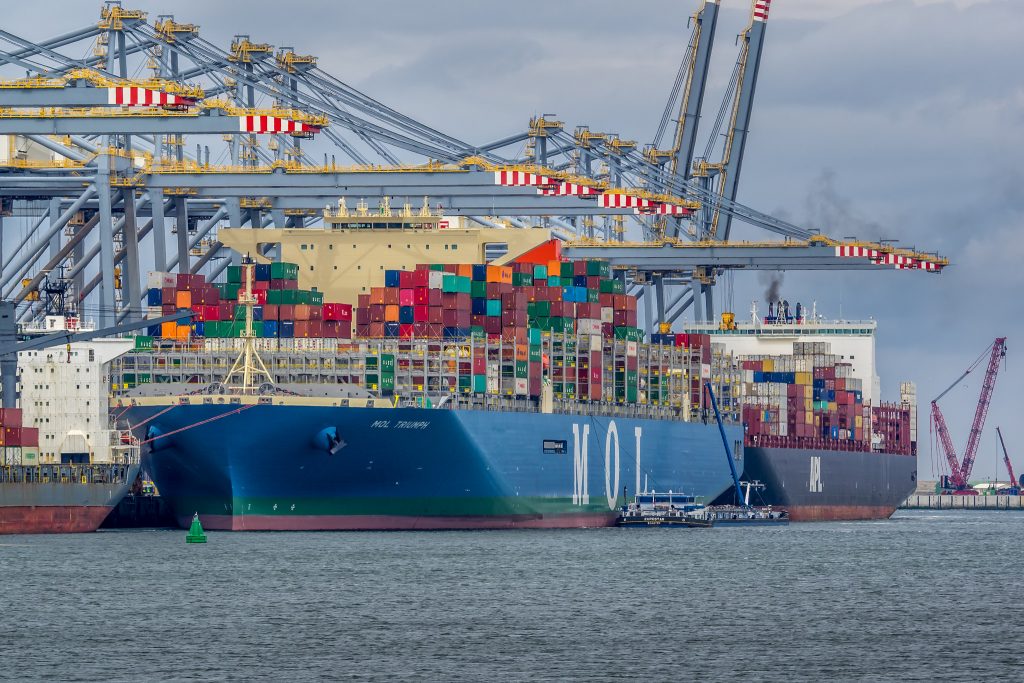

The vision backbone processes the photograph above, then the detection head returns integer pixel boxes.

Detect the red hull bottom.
[0,506,114,534]
[784,505,898,522]
[187,512,618,531]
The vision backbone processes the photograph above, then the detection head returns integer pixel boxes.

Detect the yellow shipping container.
[805,412,813,424]
[763,359,774,372]
[855,415,863,428]
[804,398,813,411]
[796,371,812,385]
[828,401,837,412]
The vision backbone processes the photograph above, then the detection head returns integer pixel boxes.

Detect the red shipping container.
[338,320,352,339]
[484,317,502,334]
[473,357,486,374]
[381,288,399,306]
[0,408,23,426]
[368,322,385,338]
[322,303,352,321]
[262,304,278,321]
[278,304,295,321]
[355,307,370,325]
[162,304,176,316]
[428,307,443,324]
[309,306,323,322]
[251,280,269,292]
[399,289,415,306]
[162,286,176,304]
[369,288,387,305]
[399,323,415,339]
[471,314,485,327]
[399,271,414,288]
[413,288,431,306]
[442,309,470,327]
[547,287,563,303]
[369,304,385,322]
[358,294,371,308]
[502,310,528,326]
[411,269,429,288]
[573,260,587,276]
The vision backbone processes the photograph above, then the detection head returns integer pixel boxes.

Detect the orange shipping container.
[369,288,387,305]
[175,290,192,308]
[160,321,177,338]
[294,304,311,321]
[384,305,400,322]
[486,265,513,284]
[455,264,473,278]
[175,324,191,342]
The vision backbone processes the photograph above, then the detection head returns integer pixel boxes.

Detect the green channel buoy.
[186,512,207,544]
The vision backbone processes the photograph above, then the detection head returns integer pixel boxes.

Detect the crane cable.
[140,404,256,445]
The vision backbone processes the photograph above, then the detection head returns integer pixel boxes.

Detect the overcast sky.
[4,0,1021,480]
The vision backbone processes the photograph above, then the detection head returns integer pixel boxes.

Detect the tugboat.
[616,491,713,528]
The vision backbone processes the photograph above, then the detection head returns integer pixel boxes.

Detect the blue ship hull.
[125,403,743,531]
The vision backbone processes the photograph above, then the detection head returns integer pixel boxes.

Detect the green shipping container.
[587,289,600,303]
[533,265,548,280]
[134,335,153,351]
[586,260,611,277]
[227,265,242,284]
[486,299,502,317]
[614,326,644,342]
[366,372,379,386]
[512,272,534,287]
[547,276,562,287]
[380,374,395,393]
[270,262,299,280]
[470,326,486,339]
[310,290,324,305]
[380,353,396,374]
[429,264,446,271]
[470,281,488,298]
[533,300,551,317]
[527,327,542,345]
[472,375,486,393]
[560,262,575,278]
[442,274,458,293]
[515,361,528,379]
[529,346,542,362]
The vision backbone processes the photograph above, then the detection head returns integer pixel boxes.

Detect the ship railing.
[0,463,133,485]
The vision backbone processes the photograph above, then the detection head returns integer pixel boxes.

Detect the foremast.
[224,256,274,394]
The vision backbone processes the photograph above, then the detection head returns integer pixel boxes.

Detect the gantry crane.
[693,0,772,242]
[931,338,1007,494]
[995,428,1020,495]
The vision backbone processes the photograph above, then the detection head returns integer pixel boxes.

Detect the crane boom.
[930,402,964,487]
[670,0,721,185]
[712,0,771,241]
[957,338,1006,485]
[996,427,1017,489]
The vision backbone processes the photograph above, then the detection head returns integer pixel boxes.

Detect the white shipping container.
[601,307,614,324]
[428,271,444,289]
[147,271,177,290]
[514,378,529,395]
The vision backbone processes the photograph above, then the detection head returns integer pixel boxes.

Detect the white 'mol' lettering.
[572,423,590,505]
[605,421,620,510]
[810,456,823,493]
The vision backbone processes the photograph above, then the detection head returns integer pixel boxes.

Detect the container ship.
[112,210,915,528]
[113,211,745,530]
[686,303,918,521]
[1,316,140,534]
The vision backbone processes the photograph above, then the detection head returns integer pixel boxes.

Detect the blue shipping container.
[384,322,401,337]
[280,321,295,338]
[263,321,278,338]
[255,264,272,281]
[399,306,414,324]
[147,288,162,306]
[384,270,402,288]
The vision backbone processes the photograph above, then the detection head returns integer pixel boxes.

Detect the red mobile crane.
[931,338,1007,494]
[995,427,1021,496]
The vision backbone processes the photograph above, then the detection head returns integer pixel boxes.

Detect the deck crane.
[693,0,772,242]
[995,428,1020,495]
[931,338,1007,494]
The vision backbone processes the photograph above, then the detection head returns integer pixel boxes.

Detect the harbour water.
[2,510,1022,681]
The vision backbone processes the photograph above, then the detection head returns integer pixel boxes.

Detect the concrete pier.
[900,494,1024,510]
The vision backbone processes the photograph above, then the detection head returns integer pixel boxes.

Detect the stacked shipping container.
[738,340,913,455]
[145,264,353,342]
